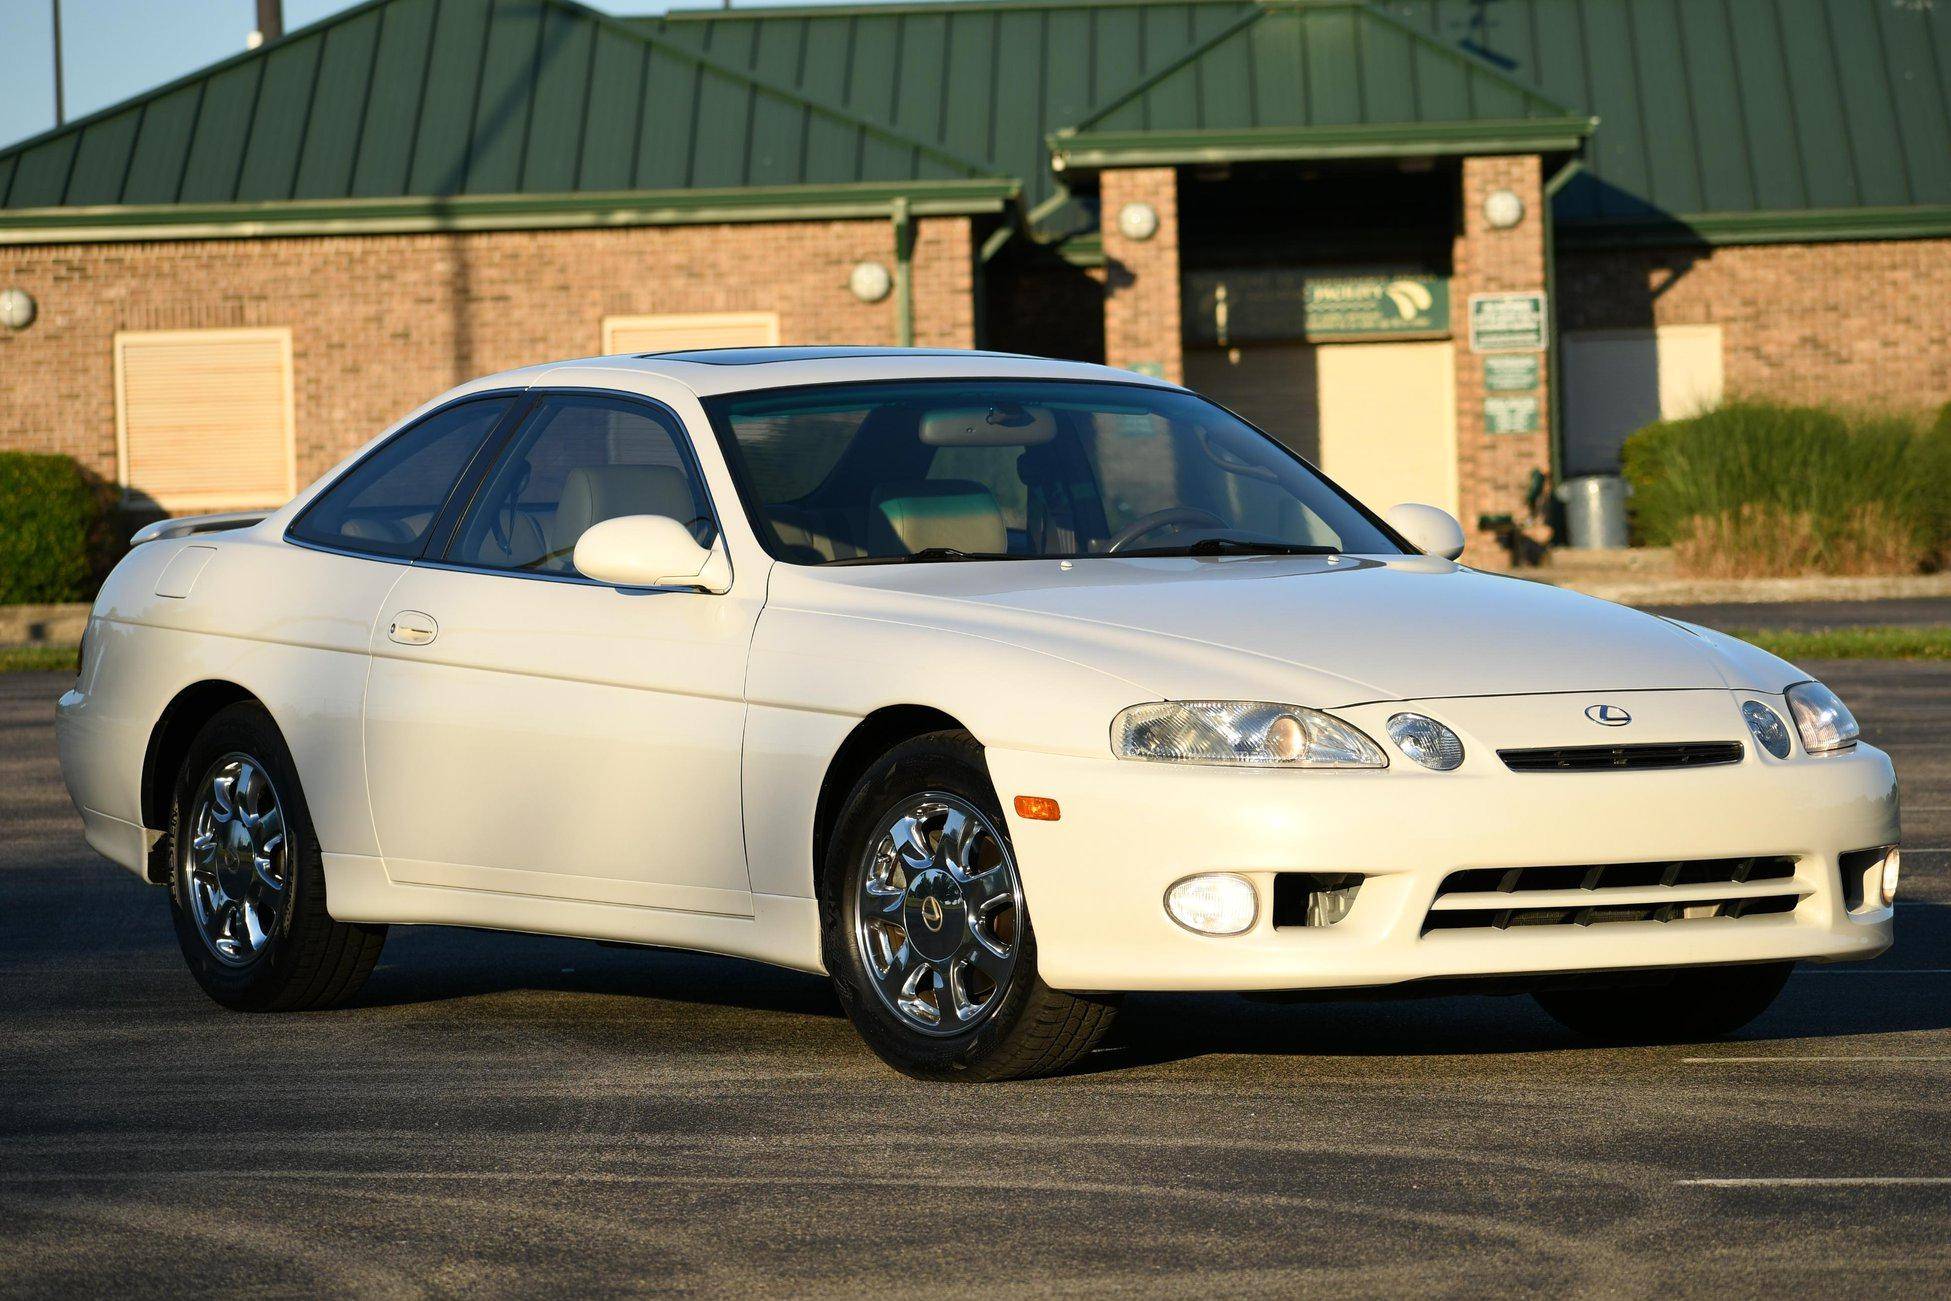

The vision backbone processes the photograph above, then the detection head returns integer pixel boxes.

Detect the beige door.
[1562,325,1723,475]
[1187,340,1457,516]
[601,311,779,355]
[1315,340,1458,516]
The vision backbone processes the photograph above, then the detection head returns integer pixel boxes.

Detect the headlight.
[1741,700,1791,759]
[1113,701,1386,768]
[1785,681,1860,754]
[1386,713,1464,771]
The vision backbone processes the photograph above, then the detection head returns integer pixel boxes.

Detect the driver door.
[363,391,760,916]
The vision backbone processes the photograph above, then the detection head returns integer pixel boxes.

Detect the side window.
[446,394,713,576]
[289,397,512,558]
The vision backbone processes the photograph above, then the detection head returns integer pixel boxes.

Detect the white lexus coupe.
[57,348,1898,1080]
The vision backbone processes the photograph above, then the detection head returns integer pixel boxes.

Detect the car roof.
[482,347,1179,400]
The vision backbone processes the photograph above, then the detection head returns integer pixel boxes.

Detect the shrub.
[1619,401,1950,577]
[0,452,102,604]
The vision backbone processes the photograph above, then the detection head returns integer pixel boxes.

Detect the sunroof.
[639,346,1029,365]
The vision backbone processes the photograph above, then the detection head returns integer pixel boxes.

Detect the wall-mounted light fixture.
[1116,201,1160,242]
[849,261,893,303]
[1483,189,1526,230]
[0,288,35,330]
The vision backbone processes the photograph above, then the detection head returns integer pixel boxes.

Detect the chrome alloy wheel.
[185,753,290,967]
[853,793,1024,1036]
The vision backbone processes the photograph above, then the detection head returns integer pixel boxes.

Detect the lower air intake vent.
[1423,855,1802,934]
[1498,741,1744,772]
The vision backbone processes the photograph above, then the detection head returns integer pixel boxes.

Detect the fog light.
[1165,873,1258,936]
[1882,849,1901,907]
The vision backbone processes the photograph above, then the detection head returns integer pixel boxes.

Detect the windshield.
[705,379,1406,564]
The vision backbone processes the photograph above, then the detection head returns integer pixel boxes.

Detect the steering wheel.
[1105,506,1229,554]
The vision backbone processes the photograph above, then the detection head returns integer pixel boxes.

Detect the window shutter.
[114,328,296,512]
[601,312,779,355]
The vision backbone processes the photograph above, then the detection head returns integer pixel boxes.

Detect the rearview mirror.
[573,515,731,593]
[1383,502,1466,560]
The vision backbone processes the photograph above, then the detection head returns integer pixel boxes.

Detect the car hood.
[780,554,1798,705]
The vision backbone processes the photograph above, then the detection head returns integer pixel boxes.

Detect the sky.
[1,0,862,152]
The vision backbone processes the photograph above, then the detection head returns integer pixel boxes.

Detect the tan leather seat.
[870,479,1007,555]
[552,465,696,558]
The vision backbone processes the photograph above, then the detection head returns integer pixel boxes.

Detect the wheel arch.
[140,680,265,881]
[811,705,972,898]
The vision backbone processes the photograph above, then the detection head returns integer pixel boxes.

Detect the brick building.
[2,0,1947,553]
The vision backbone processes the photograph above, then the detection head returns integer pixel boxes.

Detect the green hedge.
[1620,401,1951,576]
[0,452,102,604]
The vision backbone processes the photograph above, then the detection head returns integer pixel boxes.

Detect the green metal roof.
[1049,1,1593,168]
[0,0,1007,229]
[3,0,1946,248]
[1380,0,1951,240]
[646,0,1257,212]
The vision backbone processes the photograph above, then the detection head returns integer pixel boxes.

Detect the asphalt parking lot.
[2,655,1947,1296]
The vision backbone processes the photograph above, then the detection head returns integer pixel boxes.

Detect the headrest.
[918,404,1058,447]
[871,479,1007,555]
[554,465,695,554]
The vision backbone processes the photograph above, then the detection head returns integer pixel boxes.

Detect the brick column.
[1451,154,1552,561]
[1100,167,1183,384]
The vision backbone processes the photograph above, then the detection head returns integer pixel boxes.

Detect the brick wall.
[0,216,973,492]
[1560,237,1951,411]
[1451,154,1552,558]
[1100,167,1183,384]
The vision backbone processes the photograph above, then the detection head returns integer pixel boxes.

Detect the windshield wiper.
[832,546,1021,565]
[1125,538,1342,558]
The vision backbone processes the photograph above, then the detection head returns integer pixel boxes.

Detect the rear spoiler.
[129,511,271,548]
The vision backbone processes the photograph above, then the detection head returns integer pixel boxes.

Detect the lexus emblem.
[920,895,945,931]
[1585,704,1632,727]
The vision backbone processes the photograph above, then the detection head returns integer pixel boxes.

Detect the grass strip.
[0,645,78,673]
[1729,626,1951,662]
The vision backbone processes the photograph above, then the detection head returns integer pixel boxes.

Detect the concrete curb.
[0,603,89,649]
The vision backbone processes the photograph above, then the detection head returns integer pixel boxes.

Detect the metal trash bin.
[1555,474,1631,549]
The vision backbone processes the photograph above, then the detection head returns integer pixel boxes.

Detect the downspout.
[1542,158,1583,499]
[892,197,915,347]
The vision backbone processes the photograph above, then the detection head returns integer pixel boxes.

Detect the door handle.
[387,610,438,646]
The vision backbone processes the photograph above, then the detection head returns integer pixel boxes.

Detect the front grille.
[1423,855,1802,933]
[1497,741,1744,772]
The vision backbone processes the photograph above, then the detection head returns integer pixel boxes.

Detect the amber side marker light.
[1014,796,1062,822]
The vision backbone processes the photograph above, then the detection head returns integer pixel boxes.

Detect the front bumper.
[986,730,1898,994]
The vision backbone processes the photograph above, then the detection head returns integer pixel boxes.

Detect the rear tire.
[821,731,1117,1081]
[1532,962,1792,1043]
[167,701,386,1011]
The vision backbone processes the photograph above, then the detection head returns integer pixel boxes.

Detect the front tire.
[821,731,1117,1081]
[167,701,386,1011]
[1532,962,1793,1042]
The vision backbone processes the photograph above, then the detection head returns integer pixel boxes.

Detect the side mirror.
[1383,502,1466,561]
[572,515,732,593]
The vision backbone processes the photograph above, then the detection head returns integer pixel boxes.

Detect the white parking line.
[1678,1177,1951,1188]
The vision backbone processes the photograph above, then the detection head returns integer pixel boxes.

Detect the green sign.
[1483,353,1539,392]
[1485,394,1540,434]
[1469,292,1547,352]
[1184,270,1450,344]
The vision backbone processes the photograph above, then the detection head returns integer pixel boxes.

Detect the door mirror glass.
[1383,502,1466,560]
[573,514,731,592]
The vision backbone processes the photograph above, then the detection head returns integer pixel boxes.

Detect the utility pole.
[254,0,283,45]
[50,0,64,126]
